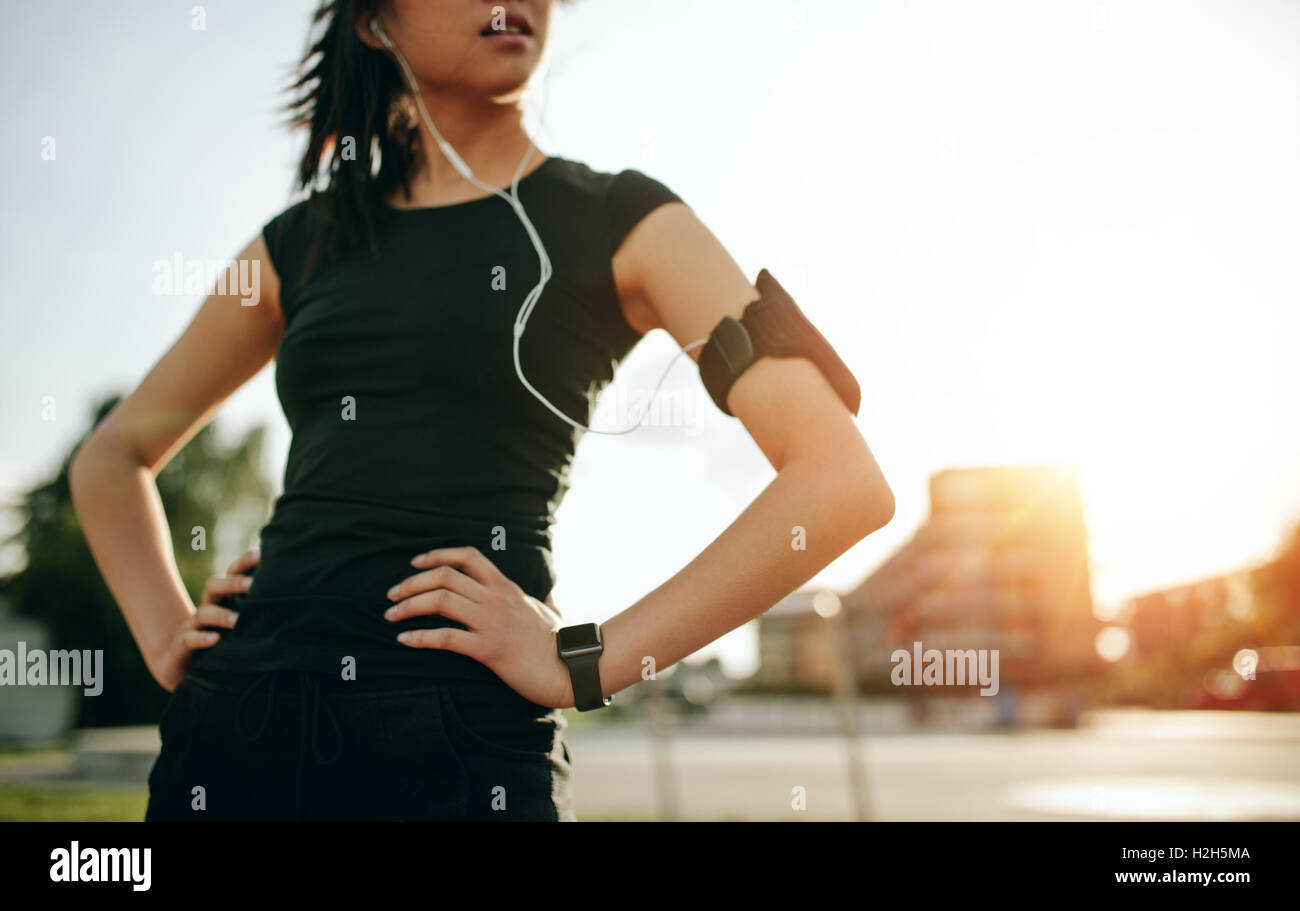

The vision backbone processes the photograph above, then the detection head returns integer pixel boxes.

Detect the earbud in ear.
[369,17,382,36]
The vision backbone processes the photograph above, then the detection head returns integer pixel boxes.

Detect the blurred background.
[1,0,1297,820]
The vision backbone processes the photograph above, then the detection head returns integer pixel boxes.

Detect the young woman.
[69,0,894,821]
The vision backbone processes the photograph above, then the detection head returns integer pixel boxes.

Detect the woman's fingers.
[395,626,483,659]
[201,574,253,605]
[193,603,240,630]
[178,628,221,652]
[173,604,238,657]
[384,587,477,625]
[409,545,503,587]
[199,549,257,612]
[226,549,260,575]
[387,563,485,602]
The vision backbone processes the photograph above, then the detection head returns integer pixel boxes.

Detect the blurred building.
[1128,571,1258,660]
[755,466,1102,696]
[1122,564,1300,710]
[752,590,833,692]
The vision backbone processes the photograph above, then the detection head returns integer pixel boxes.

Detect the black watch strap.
[566,651,610,712]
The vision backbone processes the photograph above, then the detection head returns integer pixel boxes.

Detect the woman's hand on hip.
[150,550,254,691]
[385,546,573,710]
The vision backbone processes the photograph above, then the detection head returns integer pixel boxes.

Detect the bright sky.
[2,0,1297,678]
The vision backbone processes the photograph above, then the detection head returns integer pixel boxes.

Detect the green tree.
[0,394,272,727]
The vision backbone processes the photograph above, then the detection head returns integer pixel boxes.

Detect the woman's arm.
[386,203,893,708]
[592,202,894,695]
[69,234,284,691]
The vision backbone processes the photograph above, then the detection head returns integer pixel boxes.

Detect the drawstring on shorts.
[236,670,344,819]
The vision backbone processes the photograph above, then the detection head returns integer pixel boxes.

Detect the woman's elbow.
[68,435,103,509]
[876,483,897,530]
[856,478,895,536]
[805,453,894,541]
[841,446,895,536]
[68,427,130,507]
[783,417,894,537]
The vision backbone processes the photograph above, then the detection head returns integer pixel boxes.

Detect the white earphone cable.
[372,19,707,435]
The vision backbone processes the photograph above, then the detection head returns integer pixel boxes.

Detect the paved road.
[7,707,1299,821]
[562,709,1300,821]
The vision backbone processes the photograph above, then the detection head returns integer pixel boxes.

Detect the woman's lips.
[482,31,531,49]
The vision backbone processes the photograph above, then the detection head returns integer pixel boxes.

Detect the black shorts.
[144,667,577,821]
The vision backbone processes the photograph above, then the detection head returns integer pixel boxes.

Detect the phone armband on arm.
[697,269,861,417]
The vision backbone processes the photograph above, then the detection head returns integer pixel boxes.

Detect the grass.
[0,783,147,821]
[0,738,699,822]
[0,784,702,822]
[0,742,71,759]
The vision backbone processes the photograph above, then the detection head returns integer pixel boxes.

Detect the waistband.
[185,593,512,683]
[185,665,508,694]
[185,665,532,821]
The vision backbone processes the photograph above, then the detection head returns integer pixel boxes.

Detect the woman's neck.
[395,94,543,207]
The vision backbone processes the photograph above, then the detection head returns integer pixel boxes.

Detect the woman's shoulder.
[259,195,324,294]
[547,155,683,202]
[261,196,316,255]
[546,156,689,254]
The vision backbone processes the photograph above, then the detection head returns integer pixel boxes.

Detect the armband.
[697,269,861,417]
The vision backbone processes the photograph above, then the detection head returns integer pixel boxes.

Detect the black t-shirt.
[188,155,686,681]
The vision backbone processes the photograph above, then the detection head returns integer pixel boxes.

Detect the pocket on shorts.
[436,686,560,764]
[435,686,575,821]
[327,687,467,822]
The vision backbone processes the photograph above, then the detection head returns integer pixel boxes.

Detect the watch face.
[557,622,600,654]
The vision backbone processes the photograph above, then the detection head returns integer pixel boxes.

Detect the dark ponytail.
[280,0,575,279]
[283,0,416,280]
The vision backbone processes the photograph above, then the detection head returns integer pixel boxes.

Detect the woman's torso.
[188,155,684,682]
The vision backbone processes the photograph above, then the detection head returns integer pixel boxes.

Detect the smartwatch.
[556,622,612,712]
